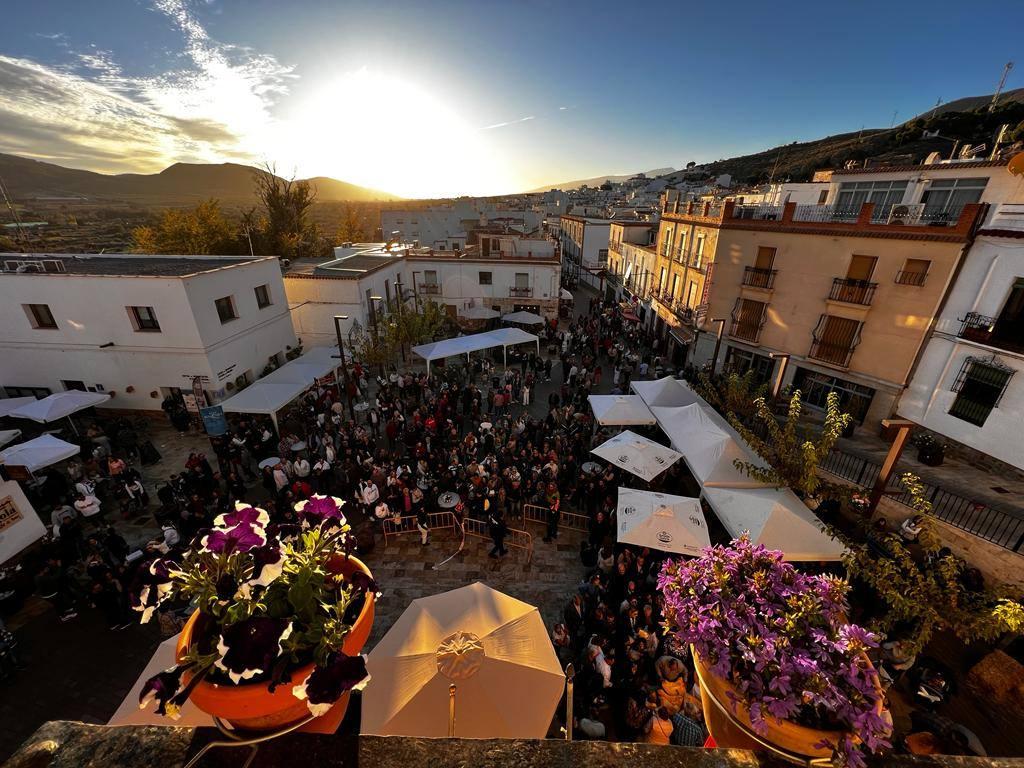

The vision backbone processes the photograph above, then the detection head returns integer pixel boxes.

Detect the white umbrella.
[362,582,565,739]
[591,430,683,482]
[588,395,656,426]
[559,288,573,301]
[0,430,21,448]
[460,306,500,320]
[631,377,701,408]
[9,391,110,423]
[0,397,37,418]
[0,434,80,472]
[501,310,545,325]
[617,487,709,556]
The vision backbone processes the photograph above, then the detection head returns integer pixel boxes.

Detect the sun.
[279,69,515,198]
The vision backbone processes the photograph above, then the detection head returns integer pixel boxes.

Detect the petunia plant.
[658,536,890,768]
[132,496,377,720]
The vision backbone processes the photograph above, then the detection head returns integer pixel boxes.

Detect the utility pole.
[332,314,355,421]
[394,275,407,363]
[989,62,1014,113]
[929,98,943,121]
[889,110,899,129]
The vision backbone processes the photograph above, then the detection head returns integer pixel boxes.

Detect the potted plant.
[658,537,890,767]
[133,496,377,731]
[912,433,945,467]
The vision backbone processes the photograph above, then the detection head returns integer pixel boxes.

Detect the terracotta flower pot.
[692,649,882,760]
[176,555,375,732]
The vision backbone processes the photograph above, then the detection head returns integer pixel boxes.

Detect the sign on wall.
[0,482,47,565]
[200,406,228,436]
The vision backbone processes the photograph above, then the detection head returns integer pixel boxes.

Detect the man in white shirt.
[361,480,380,507]
[273,464,289,492]
[293,456,311,478]
[74,493,102,521]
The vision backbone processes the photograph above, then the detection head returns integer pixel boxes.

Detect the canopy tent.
[412,328,540,374]
[0,397,36,418]
[460,306,500,320]
[617,487,709,556]
[559,288,573,301]
[263,348,339,384]
[588,395,656,426]
[501,310,545,326]
[591,430,683,482]
[0,434,80,472]
[9,391,110,423]
[362,582,564,739]
[702,486,845,561]
[0,430,21,448]
[630,376,702,409]
[650,403,771,489]
[0,480,47,565]
[108,633,211,727]
[218,380,308,429]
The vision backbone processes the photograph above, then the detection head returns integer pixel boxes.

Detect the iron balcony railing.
[418,283,440,295]
[792,205,860,223]
[808,339,857,368]
[895,269,929,286]
[509,286,533,298]
[829,278,877,306]
[956,312,1024,353]
[742,266,777,289]
[732,204,784,221]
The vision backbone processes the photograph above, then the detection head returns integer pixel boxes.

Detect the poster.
[200,405,228,436]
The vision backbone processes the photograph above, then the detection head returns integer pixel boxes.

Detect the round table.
[581,461,603,476]
[290,441,307,452]
[438,492,461,509]
[258,457,281,470]
[354,402,370,412]
[417,477,431,491]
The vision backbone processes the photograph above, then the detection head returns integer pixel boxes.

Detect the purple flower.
[214,503,270,530]
[295,495,347,530]
[139,665,186,719]
[291,652,370,716]
[129,558,175,624]
[347,570,380,599]
[247,542,285,589]
[201,522,267,554]
[215,616,293,684]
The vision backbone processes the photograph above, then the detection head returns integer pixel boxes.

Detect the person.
[641,706,675,745]
[900,515,924,543]
[74,492,103,525]
[543,482,561,542]
[669,701,707,747]
[35,558,77,622]
[415,501,430,545]
[293,454,311,479]
[488,506,508,558]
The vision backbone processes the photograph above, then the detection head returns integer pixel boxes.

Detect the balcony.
[829,278,877,306]
[729,319,763,342]
[808,339,857,368]
[742,266,777,289]
[957,312,1024,354]
[509,286,533,298]
[418,283,440,295]
[894,269,928,286]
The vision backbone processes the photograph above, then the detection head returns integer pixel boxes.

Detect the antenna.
[989,61,1014,112]
[889,110,899,129]
[929,98,943,120]
[0,173,27,246]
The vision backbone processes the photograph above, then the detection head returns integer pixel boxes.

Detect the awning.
[617,487,709,556]
[622,312,641,323]
[461,306,500,320]
[702,486,845,561]
[670,328,695,346]
[0,397,37,418]
[218,380,308,417]
[631,376,702,408]
[412,328,539,368]
[9,391,110,423]
[588,395,656,426]
[501,310,545,325]
[591,430,683,482]
[560,288,573,301]
[0,434,80,471]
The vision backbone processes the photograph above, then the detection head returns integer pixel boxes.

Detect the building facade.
[558,215,611,290]
[0,254,298,411]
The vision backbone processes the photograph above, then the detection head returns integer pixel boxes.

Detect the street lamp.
[369,295,384,375]
[709,318,726,374]
[331,315,356,421]
[768,352,791,401]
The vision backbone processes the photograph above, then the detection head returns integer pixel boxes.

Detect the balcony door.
[846,255,876,281]
[992,278,1024,352]
[754,246,776,270]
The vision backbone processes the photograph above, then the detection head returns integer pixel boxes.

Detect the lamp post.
[768,352,791,401]
[369,295,384,375]
[867,418,916,516]
[332,315,355,421]
[709,317,726,374]
[394,276,407,363]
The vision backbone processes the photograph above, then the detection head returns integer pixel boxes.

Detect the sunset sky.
[0,0,1019,198]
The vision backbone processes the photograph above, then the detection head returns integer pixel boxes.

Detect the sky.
[0,0,1020,198]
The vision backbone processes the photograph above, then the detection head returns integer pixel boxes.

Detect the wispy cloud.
[481,115,535,130]
[0,0,292,173]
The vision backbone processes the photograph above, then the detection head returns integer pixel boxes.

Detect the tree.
[729,390,851,497]
[840,473,1024,657]
[131,199,239,255]
[252,165,324,259]
[334,205,367,244]
[694,369,769,425]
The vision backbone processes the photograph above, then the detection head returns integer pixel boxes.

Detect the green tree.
[131,199,238,254]
[335,205,367,244]
[252,165,324,259]
[694,369,769,425]
[729,390,851,497]
[840,473,1024,656]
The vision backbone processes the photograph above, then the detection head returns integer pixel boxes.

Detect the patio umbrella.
[0,397,37,418]
[361,582,565,738]
[0,430,21,448]
[591,430,683,482]
[460,306,500,320]
[617,487,709,556]
[631,377,701,408]
[9,391,110,423]
[559,288,573,301]
[501,310,545,325]
[0,434,80,472]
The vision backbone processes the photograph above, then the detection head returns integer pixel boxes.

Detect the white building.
[0,254,298,411]
[558,214,611,290]
[898,202,1024,471]
[380,201,544,250]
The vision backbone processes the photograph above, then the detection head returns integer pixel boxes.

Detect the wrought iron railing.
[509,286,533,297]
[792,205,860,223]
[829,278,877,306]
[742,266,777,289]
[731,204,784,221]
[808,339,857,367]
[895,269,928,286]
[418,283,440,295]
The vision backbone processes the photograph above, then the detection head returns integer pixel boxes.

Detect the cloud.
[481,115,535,130]
[0,0,293,174]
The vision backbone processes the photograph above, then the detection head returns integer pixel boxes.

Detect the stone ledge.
[5,722,1024,768]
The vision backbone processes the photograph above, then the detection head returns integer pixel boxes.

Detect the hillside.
[0,154,398,204]
[530,167,676,192]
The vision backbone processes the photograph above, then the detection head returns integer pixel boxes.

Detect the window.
[992,278,1024,352]
[754,246,776,270]
[128,305,160,331]
[4,386,50,399]
[215,295,238,323]
[254,284,272,309]
[694,234,705,262]
[479,271,493,285]
[792,368,875,423]
[24,303,57,329]
[670,273,680,300]
[921,177,987,216]
[676,231,686,262]
[724,347,774,386]
[817,190,829,205]
[949,356,1014,427]
[835,180,908,211]
[846,254,877,281]
[514,273,529,289]
[896,258,931,286]
[424,270,438,285]
[687,281,698,308]
[662,226,673,257]
[61,380,86,391]
[809,315,863,367]
[729,298,767,341]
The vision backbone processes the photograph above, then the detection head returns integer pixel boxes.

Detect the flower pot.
[692,649,882,760]
[916,447,944,467]
[176,555,375,732]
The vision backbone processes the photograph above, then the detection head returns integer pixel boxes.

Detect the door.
[754,246,776,270]
[846,255,876,281]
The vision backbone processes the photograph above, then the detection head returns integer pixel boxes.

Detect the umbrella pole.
[448,684,457,737]
[564,663,575,740]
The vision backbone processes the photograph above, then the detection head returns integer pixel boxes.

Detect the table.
[258,457,281,470]
[438,492,461,509]
[581,461,603,476]
[290,441,307,452]
[417,477,431,491]
[353,402,370,412]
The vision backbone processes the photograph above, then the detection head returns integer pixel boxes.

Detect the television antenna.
[989,61,1014,112]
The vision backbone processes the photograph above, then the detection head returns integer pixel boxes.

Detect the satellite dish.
[1008,152,1024,177]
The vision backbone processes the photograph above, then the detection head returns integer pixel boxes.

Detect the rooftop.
[286,243,406,280]
[0,253,266,277]
[832,158,1009,175]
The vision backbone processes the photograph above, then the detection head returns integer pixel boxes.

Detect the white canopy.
[219,380,307,420]
[591,430,683,482]
[560,288,573,301]
[362,582,564,739]
[631,376,702,408]
[0,480,47,565]
[9,391,110,423]
[702,486,845,561]
[412,328,540,374]
[617,487,709,556]
[0,397,36,418]
[588,395,656,426]
[651,403,770,489]
[501,310,545,325]
[0,434,80,471]
[0,430,21,448]
[460,306,500,320]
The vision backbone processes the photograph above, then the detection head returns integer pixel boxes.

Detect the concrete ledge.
[6,722,1024,768]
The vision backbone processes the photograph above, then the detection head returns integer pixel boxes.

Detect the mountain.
[530,167,676,192]
[0,154,398,203]
[916,87,1024,120]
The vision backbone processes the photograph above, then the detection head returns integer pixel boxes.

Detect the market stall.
[412,328,540,375]
[587,395,656,426]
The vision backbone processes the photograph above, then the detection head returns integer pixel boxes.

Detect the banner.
[200,405,228,436]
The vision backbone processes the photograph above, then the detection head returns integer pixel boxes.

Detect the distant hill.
[0,154,398,204]
[530,167,676,192]
[917,87,1024,119]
